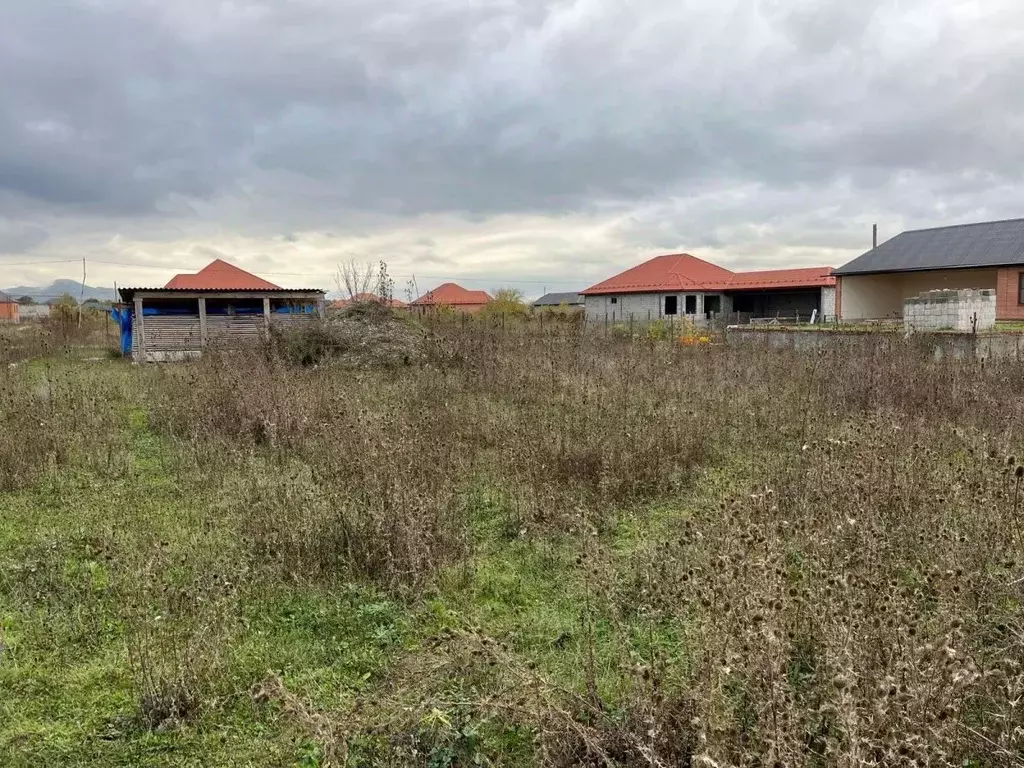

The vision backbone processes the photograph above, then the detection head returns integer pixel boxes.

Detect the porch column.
[262,297,271,339]
[133,297,145,361]
[316,297,325,319]
[198,297,207,347]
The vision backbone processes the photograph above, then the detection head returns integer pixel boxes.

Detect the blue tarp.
[111,307,132,356]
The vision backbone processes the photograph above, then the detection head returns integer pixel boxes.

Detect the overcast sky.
[3,0,1024,298]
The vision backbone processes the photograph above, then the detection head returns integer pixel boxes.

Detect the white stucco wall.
[840,268,998,321]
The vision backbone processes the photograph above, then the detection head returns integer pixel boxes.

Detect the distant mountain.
[2,279,115,304]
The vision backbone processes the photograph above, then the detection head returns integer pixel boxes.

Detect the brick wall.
[996,268,1024,321]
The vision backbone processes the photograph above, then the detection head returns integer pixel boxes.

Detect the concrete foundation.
[727,326,1024,361]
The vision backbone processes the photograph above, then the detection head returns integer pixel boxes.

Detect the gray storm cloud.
[2,0,1024,288]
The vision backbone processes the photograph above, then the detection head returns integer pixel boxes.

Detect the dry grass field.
[3,313,1024,766]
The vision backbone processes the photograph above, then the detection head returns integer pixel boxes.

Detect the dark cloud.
[1,0,1023,285]
[0,221,49,254]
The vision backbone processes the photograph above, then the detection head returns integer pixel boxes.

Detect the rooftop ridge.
[899,216,1024,235]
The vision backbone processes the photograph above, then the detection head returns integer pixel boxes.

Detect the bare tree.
[405,275,420,305]
[375,261,395,305]
[336,259,375,300]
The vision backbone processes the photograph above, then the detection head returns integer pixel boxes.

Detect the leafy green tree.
[483,288,528,318]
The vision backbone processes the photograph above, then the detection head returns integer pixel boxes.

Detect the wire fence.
[406,308,842,340]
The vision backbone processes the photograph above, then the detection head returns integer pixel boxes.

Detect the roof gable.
[583,253,735,294]
[835,218,1024,275]
[413,282,491,305]
[164,259,281,290]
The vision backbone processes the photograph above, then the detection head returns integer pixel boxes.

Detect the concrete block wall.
[820,287,836,320]
[903,289,996,332]
[585,292,719,323]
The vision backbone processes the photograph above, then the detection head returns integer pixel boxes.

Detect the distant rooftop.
[330,292,408,308]
[533,292,584,307]
[411,282,491,306]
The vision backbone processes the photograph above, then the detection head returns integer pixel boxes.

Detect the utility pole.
[78,257,86,329]
[872,224,878,249]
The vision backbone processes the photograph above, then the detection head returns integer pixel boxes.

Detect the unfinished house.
[117,259,325,362]
[835,218,1024,323]
[581,253,835,324]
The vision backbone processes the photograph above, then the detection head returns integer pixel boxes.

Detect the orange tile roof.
[330,292,408,309]
[727,266,836,290]
[583,254,736,294]
[582,254,834,294]
[164,259,281,290]
[412,282,491,306]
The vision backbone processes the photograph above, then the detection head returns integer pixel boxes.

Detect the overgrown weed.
[4,325,1024,764]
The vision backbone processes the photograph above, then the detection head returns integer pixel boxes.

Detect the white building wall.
[19,305,51,320]
[840,268,998,321]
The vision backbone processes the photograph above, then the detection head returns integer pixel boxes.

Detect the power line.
[0,258,80,266]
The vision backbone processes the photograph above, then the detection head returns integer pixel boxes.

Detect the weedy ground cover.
[2,318,1024,766]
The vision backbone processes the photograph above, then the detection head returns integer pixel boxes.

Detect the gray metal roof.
[835,218,1024,275]
[532,292,584,306]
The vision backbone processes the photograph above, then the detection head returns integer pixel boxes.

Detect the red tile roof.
[331,292,408,309]
[582,253,834,294]
[583,254,734,294]
[164,259,281,290]
[412,283,491,306]
[726,266,836,290]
